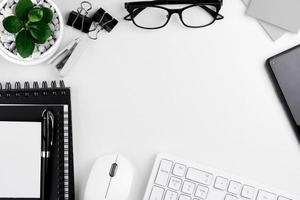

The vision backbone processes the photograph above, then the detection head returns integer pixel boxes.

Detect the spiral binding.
[0,80,66,98]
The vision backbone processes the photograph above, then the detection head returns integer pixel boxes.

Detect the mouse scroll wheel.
[109,163,118,177]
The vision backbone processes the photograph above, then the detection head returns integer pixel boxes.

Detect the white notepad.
[247,0,300,33]
[0,122,41,198]
[241,0,286,41]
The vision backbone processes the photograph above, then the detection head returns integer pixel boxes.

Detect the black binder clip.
[67,1,93,33]
[88,8,118,40]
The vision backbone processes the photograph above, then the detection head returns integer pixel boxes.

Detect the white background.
[0,0,300,199]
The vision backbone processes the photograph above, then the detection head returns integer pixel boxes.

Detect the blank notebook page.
[0,122,41,198]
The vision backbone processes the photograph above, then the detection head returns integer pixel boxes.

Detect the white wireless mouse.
[84,154,134,200]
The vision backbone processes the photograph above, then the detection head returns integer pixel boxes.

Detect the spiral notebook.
[0,81,74,200]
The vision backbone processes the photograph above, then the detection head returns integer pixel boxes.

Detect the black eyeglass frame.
[124,0,224,29]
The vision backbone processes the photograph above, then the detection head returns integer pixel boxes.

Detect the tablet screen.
[269,46,300,126]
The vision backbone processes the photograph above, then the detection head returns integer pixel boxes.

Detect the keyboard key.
[173,163,186,177]
[186,168,213,185]
[214,176,228,191]
[241,185,255,199]
[182,181,196,195]
[278,196,292,200]
[164,190,178,200]
[149,186,164,200]
[228,181,242,195]
[168,177,182,190]
[225,194,238,200]
[179,195,191,200]
[256,190,277,200]
[195,185,209,199]
[155,160,173,186]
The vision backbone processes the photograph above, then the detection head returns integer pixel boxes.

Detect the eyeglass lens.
[182,5,217,27]
[133,7,169,28]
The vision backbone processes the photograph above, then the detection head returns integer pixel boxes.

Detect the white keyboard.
[143,153,299,200]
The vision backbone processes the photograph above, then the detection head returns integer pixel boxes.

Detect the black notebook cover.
[0,81,74,200]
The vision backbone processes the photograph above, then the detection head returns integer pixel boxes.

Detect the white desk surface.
[1,0,300,199]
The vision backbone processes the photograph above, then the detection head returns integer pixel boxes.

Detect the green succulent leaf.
[34,38,46,44]
[29,22,51,42]
[16,30,35,58]
[2,16,23,33]
[41,7,53,23]
[16,0,33,20]
[28,7,43,23]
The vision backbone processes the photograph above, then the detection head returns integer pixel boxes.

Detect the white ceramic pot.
[0,0,64,65]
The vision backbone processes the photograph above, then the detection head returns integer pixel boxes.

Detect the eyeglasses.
[124,0,224,29]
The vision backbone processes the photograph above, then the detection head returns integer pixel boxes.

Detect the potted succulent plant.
[0,0,63,65]
[3,0,53,58]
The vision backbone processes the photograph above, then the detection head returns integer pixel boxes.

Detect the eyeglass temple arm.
[124,8,144,20]
[200,5,223,19]
[124,5,223,20]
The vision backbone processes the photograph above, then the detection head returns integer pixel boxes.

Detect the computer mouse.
[84,154,134,200]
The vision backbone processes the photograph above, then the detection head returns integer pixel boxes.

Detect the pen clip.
[42,110,55,147]
[47,111,55,146]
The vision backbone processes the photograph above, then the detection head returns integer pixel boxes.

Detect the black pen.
[41,110,54,200]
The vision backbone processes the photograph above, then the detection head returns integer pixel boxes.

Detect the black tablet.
[267,44,300,134]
